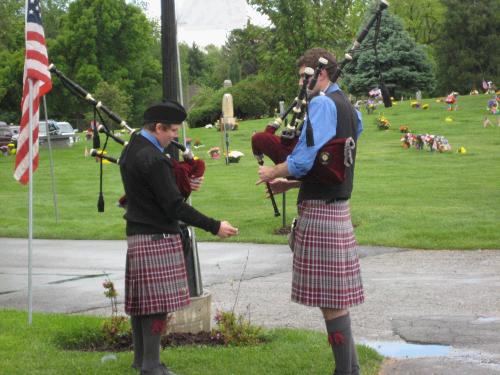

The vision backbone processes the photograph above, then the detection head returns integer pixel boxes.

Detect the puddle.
[474,316,499,324]
[362,340,452,359]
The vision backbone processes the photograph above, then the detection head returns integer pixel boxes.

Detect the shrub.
[212,310,266,346]
[187,75,279,128]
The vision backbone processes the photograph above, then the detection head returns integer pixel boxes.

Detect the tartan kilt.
[125,234,190,315]
[291,200,364,308]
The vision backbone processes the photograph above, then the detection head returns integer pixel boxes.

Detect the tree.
[225,22,273,78]
[85,81,132,129]
[343,9,435,97]
[48,0,162,125]
[391,0,445,45]
[187,43,207,84]
[247,0,370,101]
[435,0,500,94]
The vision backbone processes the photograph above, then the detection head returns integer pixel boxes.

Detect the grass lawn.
[0,310,383,375]
[0,94,499,249]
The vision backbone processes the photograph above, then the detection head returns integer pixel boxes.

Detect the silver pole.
[42,97,59,222]
[27,79,34,325]
[176,31,203,296]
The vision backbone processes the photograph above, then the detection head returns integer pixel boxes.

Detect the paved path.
[1,238,499,374]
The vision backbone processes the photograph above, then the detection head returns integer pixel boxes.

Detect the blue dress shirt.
[287,83,363,178]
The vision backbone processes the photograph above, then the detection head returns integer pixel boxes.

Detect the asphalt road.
[1,238,499,374]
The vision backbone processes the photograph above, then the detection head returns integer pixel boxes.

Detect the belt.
[151,233,174,241]
[326,198,348,204]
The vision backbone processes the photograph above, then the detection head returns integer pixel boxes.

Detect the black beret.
[143,100,187,124]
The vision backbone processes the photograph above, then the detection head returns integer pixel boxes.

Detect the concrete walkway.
[1,238,499,374]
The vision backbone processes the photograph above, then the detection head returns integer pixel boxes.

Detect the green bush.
[187,75,279,128]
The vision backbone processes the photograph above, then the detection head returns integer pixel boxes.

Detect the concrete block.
[167,291,212,333]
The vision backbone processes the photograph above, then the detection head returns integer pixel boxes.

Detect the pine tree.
[342,8,435,97]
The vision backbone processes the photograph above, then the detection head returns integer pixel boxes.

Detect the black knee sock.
[131,315,143,369]
[141,313,167,371]
[325,314,358,375]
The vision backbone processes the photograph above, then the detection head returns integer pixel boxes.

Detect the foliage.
[187,75,277,127]
[435,0,500,95]
[0,310,383,375]
[213,310,266,346]
[248,0,370,101]
[343,8,435,97]
[390,0,445,45]
[47,0,162,126]
[84,81,132,129]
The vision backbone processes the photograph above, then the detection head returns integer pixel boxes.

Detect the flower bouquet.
[228,150,244,163]
[375,115,390,130]
[399,125,410,133]
[401,133,451,153]
[208,146,221,159]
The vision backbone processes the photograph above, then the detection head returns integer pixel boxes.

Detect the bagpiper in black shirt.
[119,133,220,236]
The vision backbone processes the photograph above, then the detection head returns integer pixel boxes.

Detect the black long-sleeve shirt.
[119,133,220,236]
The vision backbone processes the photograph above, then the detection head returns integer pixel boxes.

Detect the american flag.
[13,0,52,184]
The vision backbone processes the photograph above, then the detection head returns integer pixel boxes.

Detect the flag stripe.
[14,0,52,185]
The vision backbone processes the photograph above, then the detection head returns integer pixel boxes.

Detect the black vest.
[298,90,358,203]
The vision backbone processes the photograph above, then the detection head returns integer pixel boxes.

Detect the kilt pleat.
[125,234,190,315]
[291,200,364,308]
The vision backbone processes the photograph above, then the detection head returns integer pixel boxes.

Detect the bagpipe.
[251,0,389,198]
[49,65,205,211]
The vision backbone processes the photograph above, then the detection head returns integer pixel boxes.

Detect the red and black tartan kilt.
[291,200,364,309]
[125,234,190,316]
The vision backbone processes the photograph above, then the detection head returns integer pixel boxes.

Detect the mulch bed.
[76,331,226,352]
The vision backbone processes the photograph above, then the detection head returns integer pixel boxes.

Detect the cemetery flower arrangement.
[375,115,390,130]
[228,150,244,163]
[193,139,204,148]
[422,104,429,110]
[208,146,221,159]
[399,125,410,133]
[401,133,451,153]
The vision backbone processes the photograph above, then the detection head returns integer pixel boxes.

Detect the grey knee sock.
[325,314,357,375]
[131,315,143,369]
[141,313,167,371]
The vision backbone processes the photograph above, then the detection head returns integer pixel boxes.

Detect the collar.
[322,82,340,95]
[140,129,164,152]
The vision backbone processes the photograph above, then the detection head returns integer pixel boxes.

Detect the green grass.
[1,94,499,248]
[0,310,383,375]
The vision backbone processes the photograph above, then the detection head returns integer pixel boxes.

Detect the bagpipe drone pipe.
[251,0,389,189]
[49,65,205,211]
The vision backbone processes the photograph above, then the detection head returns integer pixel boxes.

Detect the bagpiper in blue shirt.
[286,83,363,178]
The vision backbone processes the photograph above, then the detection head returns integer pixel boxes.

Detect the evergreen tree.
[343,8,435,97]
[435,0,500,94]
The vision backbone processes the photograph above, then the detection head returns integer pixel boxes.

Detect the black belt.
[326,198,348,204]
[151,233,174,241]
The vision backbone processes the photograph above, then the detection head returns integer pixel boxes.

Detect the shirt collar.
[324,82,340,95]
[140,129,164,152]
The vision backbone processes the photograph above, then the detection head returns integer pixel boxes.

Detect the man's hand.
[217,221,239,238]
[256,165,276,184]
[189,176,204,191]
[265,178,301,196]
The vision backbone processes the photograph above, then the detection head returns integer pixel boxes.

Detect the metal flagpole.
[42,97,59,222]
[176,30,203,296]
[27,79,34,325]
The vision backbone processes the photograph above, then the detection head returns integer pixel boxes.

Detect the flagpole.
[42,97,59,222]
[176,33,203,297]
[27,78,34,326]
